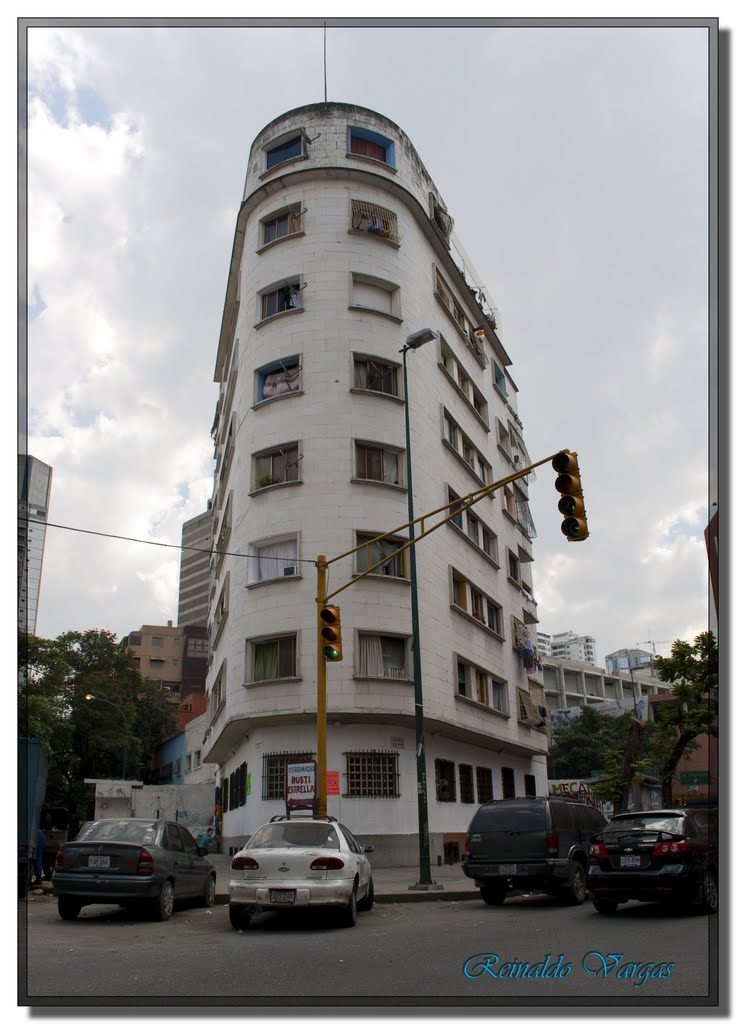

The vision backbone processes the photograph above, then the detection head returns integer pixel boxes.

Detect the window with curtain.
[356,533,405,578]
[355,443,401,485]
[353,356,399,396]
[252,635,296,682]
[358,635,407,679]
[249,537,298,583]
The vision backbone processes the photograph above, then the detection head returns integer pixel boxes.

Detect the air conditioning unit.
[282,566,296,577]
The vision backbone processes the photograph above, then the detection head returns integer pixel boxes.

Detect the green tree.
[547,705,638,779]
[648,631,718,806]
[19,629,177,818]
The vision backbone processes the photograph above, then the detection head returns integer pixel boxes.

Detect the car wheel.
[480,883,506,906]
[152,879,174,921]
[592,898,619,915]
[699,869,718,914]
[200,874,216,908]
[561,861,587,905]
[357,877,374,912]
[229,903,252,930]
[57,896,82,920]
[339,884,358,927]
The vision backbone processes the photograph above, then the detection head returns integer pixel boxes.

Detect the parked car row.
[462,798,717,915]
[49,802,717,927]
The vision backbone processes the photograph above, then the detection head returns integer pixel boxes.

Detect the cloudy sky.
[23,16,716,666]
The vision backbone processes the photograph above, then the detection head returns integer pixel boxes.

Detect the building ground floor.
[211,720,548,866]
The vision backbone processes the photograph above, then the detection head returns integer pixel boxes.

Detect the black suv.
[462,797,607,906]
[587,807,718,914]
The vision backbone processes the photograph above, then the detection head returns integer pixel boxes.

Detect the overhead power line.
[36,520,318,567]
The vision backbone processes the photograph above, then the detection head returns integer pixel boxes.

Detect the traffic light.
[552,451,589,542]
[320,605,343,661]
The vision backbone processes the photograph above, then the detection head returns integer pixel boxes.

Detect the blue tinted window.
[266,135,303,169]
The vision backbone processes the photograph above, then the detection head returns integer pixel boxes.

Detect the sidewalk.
[207,854,479,904]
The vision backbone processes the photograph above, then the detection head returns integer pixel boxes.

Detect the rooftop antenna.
[323,21,328,103]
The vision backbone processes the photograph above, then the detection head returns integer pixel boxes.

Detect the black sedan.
[587,808,717,914]
[52,818,216,921]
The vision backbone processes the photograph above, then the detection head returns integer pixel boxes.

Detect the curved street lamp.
[84,693,129,780]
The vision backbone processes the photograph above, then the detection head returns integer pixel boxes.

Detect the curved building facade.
[204,103,546,863]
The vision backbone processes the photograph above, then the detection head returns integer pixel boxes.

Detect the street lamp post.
[401,328,442,891]
[84,693,129,780]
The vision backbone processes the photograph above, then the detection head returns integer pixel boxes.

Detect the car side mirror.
[362,844,374,853]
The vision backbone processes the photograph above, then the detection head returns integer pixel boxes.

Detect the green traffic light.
[561,518,582,538]
[323,645,340,661]
[558,495,580,515]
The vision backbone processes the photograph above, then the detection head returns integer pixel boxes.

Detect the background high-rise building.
[121,622,207,701]
[537,630,597,666]
[605,648,652,675]
[203,102,547,863]
[18,455,53,635]
[177,507,212,628]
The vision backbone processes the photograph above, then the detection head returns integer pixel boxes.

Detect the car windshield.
[247,822,339,849]
[603,814,684,835]
[76,820,159,845]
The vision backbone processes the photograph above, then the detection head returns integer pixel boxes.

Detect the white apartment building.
[203,103,547,864]
[537,630,597,666]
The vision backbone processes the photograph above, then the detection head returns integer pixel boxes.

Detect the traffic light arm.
[320,451,560,603]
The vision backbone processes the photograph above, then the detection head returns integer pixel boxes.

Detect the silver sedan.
[228,817,374,929]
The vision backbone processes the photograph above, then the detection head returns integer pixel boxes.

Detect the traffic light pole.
[316,554,328,818]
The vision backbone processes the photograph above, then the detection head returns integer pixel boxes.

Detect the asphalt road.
[21,892,718,1010]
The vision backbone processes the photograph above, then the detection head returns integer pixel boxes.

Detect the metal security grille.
[476,767,493,803]
[351,200,399,244]
[345,752,399,797]
[262,752,312,800]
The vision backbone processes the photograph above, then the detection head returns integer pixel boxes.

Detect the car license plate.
[620,855,640,868]
[88,856,110,869]
[269,889,296,904]
[497,864,516,874]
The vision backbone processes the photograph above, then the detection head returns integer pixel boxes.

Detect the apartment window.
[353,355,400,397]
[435,759,456,802]
[443,412,458,449]
[248,535,298,584]
[504,487,517,520]
[501,767,516,799]
[348,126,396,167]
[459,764,475,803]
[493,361,508,397]
[151,636,163,647]
[345,752,400,797]
[262,751,313,800]
[252,635,297,683]
[448,488,463,529]
[357,634,408,679]
[452,571,468,612]
[524,774,537,798]
[265,132,305,170]
[253,443,301,490]
[184,754,192,774]
[355,442,403,486]
[476,671,489,706]
[508,550,521,585]
[491,677,508,714]
[260,279,302,320]
[356,533,406,578]
[212,572,230,647]
[497,421,512,460]
[209,660,226,726]
[255,357,302,403]
[466,512,480,546]
[457,659,469,697]
[214,494,231,580]
[350,199,399,243]
[476,767,493,803]
[261,205,302,246]
[193,750,202,770]
[350,272,401,320]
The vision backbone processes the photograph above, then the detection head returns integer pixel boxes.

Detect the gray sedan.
[52,818,216,921]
